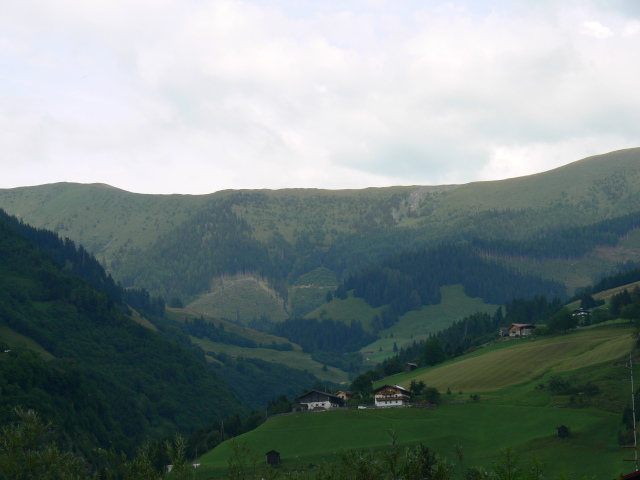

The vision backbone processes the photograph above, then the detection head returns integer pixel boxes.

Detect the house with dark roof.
[297,390,343,410]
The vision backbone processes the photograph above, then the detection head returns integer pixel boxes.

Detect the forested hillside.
[0,211,244,462]
[1,148,640,321]
[343,244,567,317]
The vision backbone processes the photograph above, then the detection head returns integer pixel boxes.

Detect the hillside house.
[297,390,342,410]
[508,323,536,336]
[374,385,411,407]
[335,391,356,402]
[572,308,590,318]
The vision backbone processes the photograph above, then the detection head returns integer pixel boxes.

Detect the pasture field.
[189,337,350,384]
[305,293,382,324]
[289,267,337,316]
[197,324,636,479]
[187,274,287,323]
[381,326,634,394]
[196,404,624,479]
[361,285,499,365]
[0,325,54,361]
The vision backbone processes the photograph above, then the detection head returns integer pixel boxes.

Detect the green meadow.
[197,325,636,479]
[187,274,288,323]
[383,326,634,394]
[360,285,499,365]
[197,404,624,479]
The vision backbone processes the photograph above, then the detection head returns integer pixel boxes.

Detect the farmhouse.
[374,385,411,407]
[572,308,590,318]
[335,390,356,402]
[508,323,536,336]
[297,390,342,410]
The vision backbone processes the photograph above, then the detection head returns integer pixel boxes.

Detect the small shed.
[404,362,418,373]
[556,425,569,439]
[266,450,280,466]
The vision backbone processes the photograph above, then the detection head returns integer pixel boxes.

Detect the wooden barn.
[404,362,418,372]
[265,450,280,466]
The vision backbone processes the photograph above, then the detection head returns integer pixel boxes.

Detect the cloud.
[582,20,614,38]
[0,0,638,194]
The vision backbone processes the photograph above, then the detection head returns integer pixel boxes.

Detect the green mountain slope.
[0,213,244,458]
[2,148,640,318]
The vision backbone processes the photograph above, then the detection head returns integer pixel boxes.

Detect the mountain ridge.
[2,147,640,321]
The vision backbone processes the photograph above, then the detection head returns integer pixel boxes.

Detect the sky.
[1,0,639,195]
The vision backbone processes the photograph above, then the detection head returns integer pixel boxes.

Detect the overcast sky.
[1,0,639,194]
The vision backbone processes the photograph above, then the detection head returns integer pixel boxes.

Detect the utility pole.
[623,354,638,471]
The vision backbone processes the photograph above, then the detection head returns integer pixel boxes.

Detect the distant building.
[266,450,280,466]
[404,362,418,373]
[572,308,590,318]
[556,425,569,439]
[508,323,536,336]
[374,385,411,407]
[498,327,510,337]
[335,391,356,402]
[297,390,342,410]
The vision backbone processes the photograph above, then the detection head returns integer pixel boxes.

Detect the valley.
[3,148,640,478]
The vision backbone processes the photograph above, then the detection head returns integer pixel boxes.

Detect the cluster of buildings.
[296,384,411,411]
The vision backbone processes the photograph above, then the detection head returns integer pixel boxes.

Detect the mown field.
[197,324,636,479]
[383,326,634,394]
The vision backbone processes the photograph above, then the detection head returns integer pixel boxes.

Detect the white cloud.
[0,0,638,194]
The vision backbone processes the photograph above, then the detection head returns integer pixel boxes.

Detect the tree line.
[470,210,640,261]
[342,244,567,317]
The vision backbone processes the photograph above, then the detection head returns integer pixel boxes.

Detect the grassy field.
[305,293,383,324]
[0,325,55,361]
[360,285,499,365]
[380,326,634,394]
[197,403,624,479]
[288,267,338,316]
[187,274,288,323]
[196,324,637,479]
[189,337,350,384]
